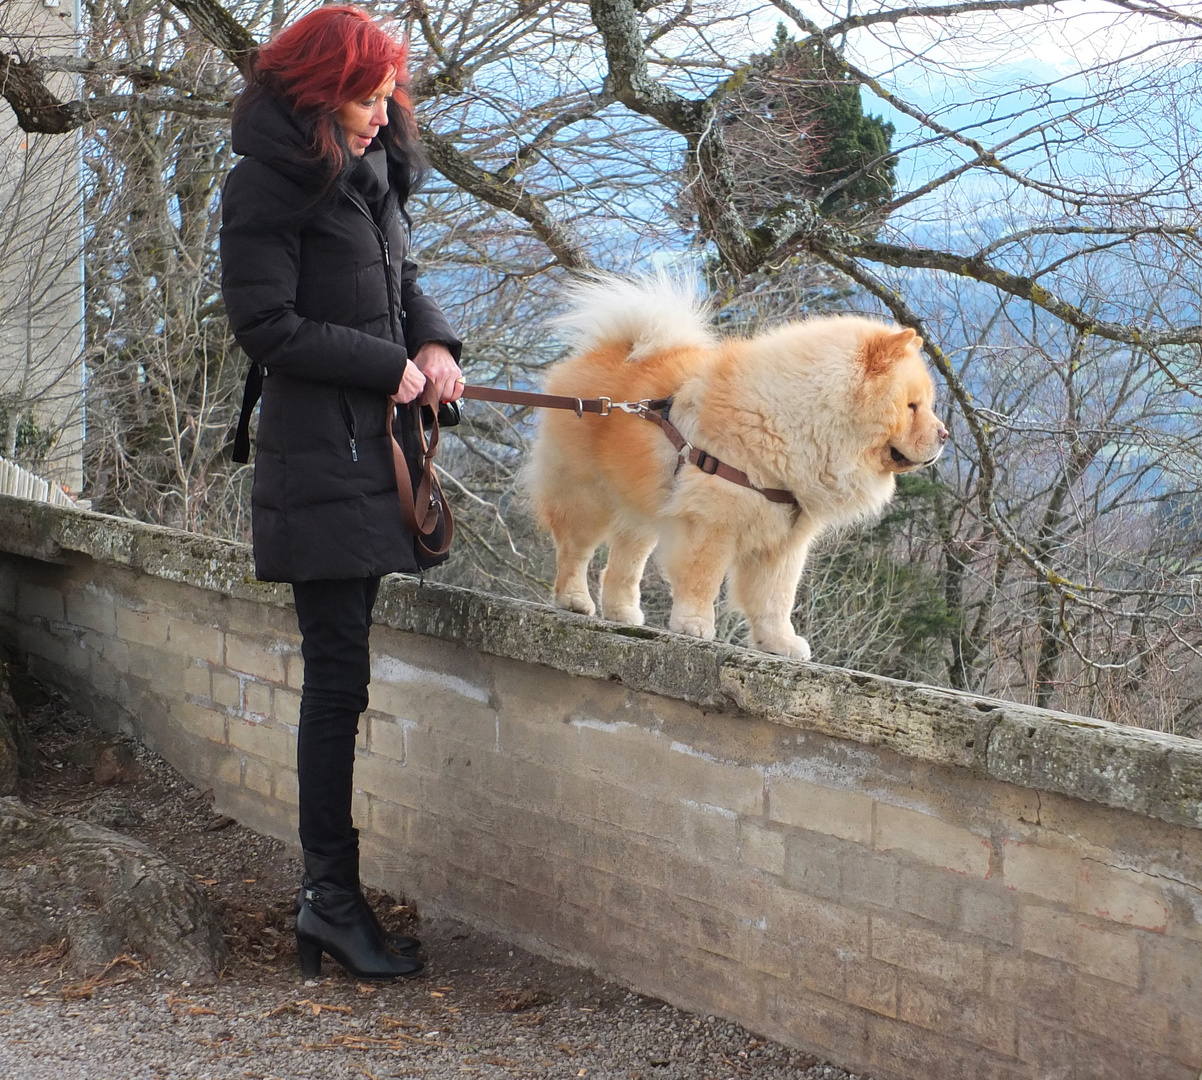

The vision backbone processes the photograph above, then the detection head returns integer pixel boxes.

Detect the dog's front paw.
[669,613,716,640]
[555,590,596,617]
[755,633,811,662]
[602,603,645,625]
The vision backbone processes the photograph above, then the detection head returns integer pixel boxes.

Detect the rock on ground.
[0,796,227,982]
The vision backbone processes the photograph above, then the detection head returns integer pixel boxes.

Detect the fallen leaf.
[308,1032,448,1050]
[189,1006,218,1016]
[496,987,543,1013]
[58,954,145,1001]
[356,983,378,995]
[296,999,353,1016]
[263,1002,301,1017]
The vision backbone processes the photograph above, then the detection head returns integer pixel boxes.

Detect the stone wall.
[2,492,1201,1080]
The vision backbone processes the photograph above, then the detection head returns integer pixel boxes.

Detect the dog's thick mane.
[551,273,716,362]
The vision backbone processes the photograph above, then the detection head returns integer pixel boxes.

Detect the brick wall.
[3,494,1202,1080]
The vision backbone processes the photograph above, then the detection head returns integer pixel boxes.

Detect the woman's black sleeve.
[220,161,410,393]
[400,258,463,363]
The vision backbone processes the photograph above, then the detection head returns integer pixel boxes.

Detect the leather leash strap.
[461,384,654,417]
[462,385,797,508]
[390,383,454,557]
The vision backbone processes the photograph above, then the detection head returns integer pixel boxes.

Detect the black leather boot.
[357,892,422,955]
[296,880,423,980]
[295,884,422,955]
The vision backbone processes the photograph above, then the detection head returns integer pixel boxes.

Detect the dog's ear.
[860,327,923,377]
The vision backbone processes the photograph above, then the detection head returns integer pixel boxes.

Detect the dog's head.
[858,327,948,474]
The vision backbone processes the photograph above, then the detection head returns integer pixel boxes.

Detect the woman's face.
[334,71,397,157]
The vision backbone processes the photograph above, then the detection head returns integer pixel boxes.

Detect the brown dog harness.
[461,385,798,507]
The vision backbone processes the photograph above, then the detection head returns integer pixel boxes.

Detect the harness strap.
[463,385,797,508]
[643,401,798,507]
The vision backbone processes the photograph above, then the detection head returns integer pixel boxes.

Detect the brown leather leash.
[390,383,453,558]
[459,384,798,507]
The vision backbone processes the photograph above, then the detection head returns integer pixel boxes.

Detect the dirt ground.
[0,686,866,1080]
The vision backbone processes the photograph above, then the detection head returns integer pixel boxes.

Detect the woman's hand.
[389,359,428,404]
[411,342,464,403]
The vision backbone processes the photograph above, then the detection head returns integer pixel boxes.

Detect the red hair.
[254,5,414,172]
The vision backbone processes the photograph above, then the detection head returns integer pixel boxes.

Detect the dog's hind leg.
[658,516,735,640]
[730,539,813,661]
[600,526,658,625]
[542,494,612,618]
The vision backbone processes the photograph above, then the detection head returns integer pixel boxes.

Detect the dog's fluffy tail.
[550,272,715,362]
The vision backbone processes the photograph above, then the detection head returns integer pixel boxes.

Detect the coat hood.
[231,88,329,192]
[231,87,414,207]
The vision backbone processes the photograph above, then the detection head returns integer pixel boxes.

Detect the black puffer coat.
[220,89,461,583]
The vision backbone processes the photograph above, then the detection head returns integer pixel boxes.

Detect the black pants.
[292,576,381,885]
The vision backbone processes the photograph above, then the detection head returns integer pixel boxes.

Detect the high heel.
[297,937,323,978]
[296,882,424,980]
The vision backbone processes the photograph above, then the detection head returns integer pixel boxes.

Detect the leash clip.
[614,398,652,416]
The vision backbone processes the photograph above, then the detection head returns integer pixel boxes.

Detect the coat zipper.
[338,388,358,461]
[342,191,402,463]
[346,194,401,345]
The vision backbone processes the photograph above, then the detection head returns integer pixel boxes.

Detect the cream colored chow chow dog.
[527,276,947,661]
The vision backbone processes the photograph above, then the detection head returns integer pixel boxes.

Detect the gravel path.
[0,691,871,1080]
[0,924,868,1080]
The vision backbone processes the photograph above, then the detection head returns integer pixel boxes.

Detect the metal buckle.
[574,398,584,417]
[598,396,612,416]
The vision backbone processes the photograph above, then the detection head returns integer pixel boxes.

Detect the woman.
[220,5,463,980]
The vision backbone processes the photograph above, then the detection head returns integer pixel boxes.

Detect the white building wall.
[0,0,85,496]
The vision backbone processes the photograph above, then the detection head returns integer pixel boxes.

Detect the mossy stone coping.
[3,492,1200,831]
